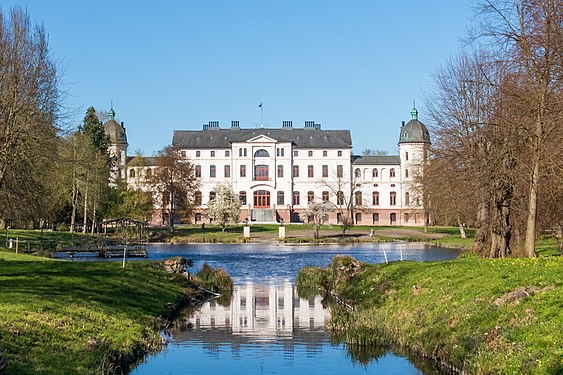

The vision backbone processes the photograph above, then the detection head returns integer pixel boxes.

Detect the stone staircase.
[250,209,275,222]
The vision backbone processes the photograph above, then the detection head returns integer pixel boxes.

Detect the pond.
[127,243,461,375]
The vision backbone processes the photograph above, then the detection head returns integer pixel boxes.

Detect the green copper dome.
[399,107,431,144]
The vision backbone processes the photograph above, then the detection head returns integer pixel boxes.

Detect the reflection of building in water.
[185,282,329,339]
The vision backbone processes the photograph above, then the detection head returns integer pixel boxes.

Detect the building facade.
[106,108,430,226]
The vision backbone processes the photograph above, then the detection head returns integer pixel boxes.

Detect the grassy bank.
[298,254,563,374]
[0,250,228,375]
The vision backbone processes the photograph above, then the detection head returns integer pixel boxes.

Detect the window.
[337,212,342,223]
[239,148,243,157]
[405,213,410,222]
[308,165,314,178]
[323,150,328,157]
[239,191,247,205]
[390,191,397,206]
[254,165,269,180]
[277,148,280,157]
[225,150,230,157]
[338,150,343,157]
[355,213,362,224]
[405,151,409,161]
[372,168,378,178]
[181,151,186,157]
[195,165,202,177]
[195,213,202,222]
[277,191,284,205]
[224,165,231,178]
[277,165,284,178]
[322,165,328,178]
[210,165,216,178]
[129,169,136,178]
[404,192,410,206]
[354,168,361,178]
[254,190,270,207]
[293,165,299,178]
[308,150,313,157]
[337,191,344,205]
[209,191,216,201]
[405,169,409,178]
[240,165,246,177]
[373,213,379,223]
[210,150,215,157]
[145,168,152,178]
[196,151,201,157]
[337,165,343,178]
[195,191,202,205]
[355,191,362,205]
[277,148,285,157]
[293,150,298,157]
[307,191,315,203]
[390,168,396,178]
[322,191,329,202]
[390,213,397,223]
[254,149,269,157]
[292,191,300,206]
[244,148,247,157]
[281,148,284,157]
[372,191,379,205]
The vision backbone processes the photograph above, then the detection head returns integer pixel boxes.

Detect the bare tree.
[147,146,199,230]
[305,200,332,239]
[0,8,62,228]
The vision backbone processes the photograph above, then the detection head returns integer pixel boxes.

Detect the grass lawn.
[298,249,563,374]
[0,251,190,375]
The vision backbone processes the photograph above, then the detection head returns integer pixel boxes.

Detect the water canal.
[124,243,461,375]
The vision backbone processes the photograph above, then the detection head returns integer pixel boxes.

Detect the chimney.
[231,120,240,129]
[402,121,405,127]
[304,121,320,129]
[121,121,125,130]
[282,120,293,128]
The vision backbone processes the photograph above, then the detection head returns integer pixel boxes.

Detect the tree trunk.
[70,179,77,233]
[489,191,512,258]
[473,201,490,254]
[457,217,467,239]
[524,156,540,258]
[82,185,88,234]
[91,203,96,235]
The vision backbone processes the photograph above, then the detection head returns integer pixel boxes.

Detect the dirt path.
[249,227,444,241]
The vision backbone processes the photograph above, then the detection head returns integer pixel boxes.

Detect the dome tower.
[103,106,128,181]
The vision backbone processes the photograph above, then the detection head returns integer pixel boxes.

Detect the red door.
[253,190,270,208]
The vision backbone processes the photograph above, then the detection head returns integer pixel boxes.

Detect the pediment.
[246,135,277,143]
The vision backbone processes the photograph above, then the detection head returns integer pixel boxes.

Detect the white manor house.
[103,107,431,226]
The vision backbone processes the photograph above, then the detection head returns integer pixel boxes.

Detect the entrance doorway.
[253,190,270,208]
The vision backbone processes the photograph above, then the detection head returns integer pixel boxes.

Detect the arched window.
[277,191,285,205]
[244,148,247,157]
[337,165,343,177]
[224,165,231,178]
[210,165,216,178]
[355,191,362,205]
[354,168,361,178]
[322,191,329,202]
[405,151,409,161]
[195,213,202,222]
[239,148,243,157]
[404,192,410,206]
[390,191,397,206]
[390,213,397,223]
[281,148,284,157]
[336,191,344,205]
[337,212,342,223]
[239,191,247,205]
[240,165,246,177]
[307,191,315,203]
[254,149,269,157]
[195,191,202,205]
[372,191,379,205]
[129,169,136,178]
[195,165,201,177]
[209,191,216,202]
[390,168,396,178]
[372,168,378,178]
[322,165,328,178]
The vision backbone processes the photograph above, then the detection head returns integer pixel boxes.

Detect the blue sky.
[3,1,472,156]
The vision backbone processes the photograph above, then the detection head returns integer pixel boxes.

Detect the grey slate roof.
[352,155,401,165]
[126,156,159,166]
[103,119,127,145]
[172,128,352,149]
[398,119,431,144]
